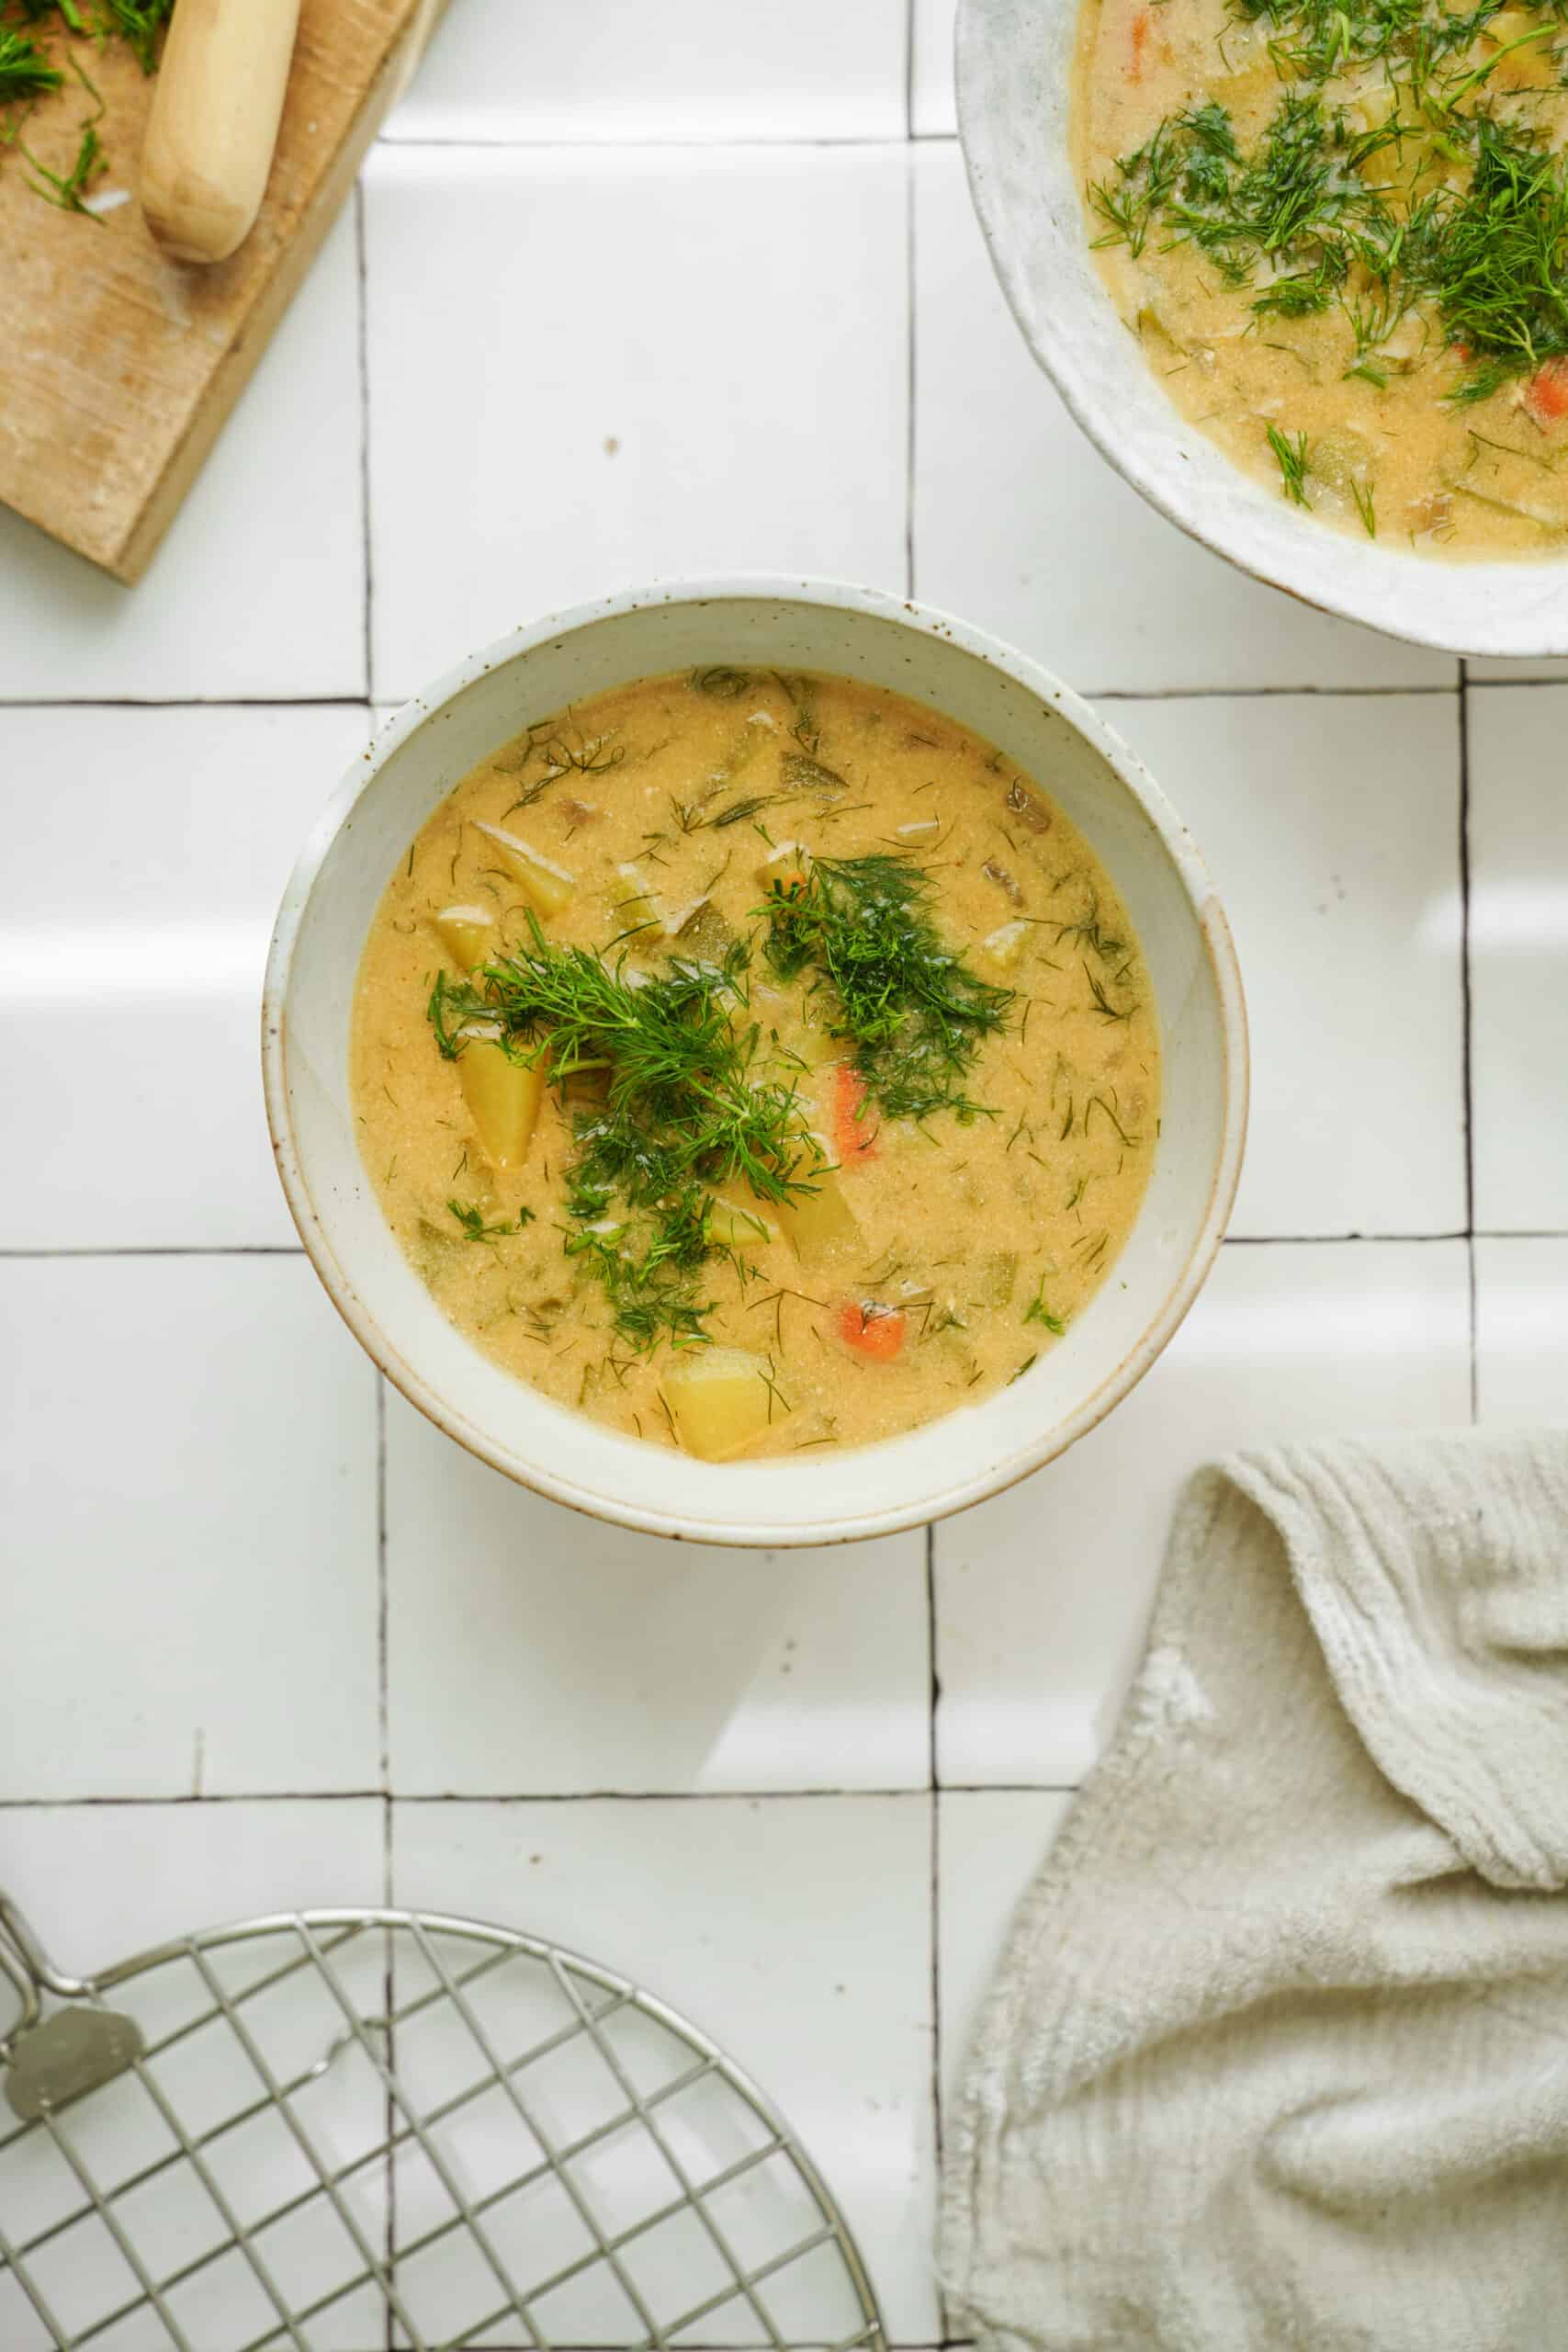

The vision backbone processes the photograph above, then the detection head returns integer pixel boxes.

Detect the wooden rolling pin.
[141,0,302,264]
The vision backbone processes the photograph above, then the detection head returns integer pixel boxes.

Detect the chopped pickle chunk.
[660,1348,784,1460]
[974,1250,1018,1308]
[609,862,661,937]
[471,821,577,917]
[457,1035,546,1170]
[433,905,495,974]
[667,897,735,961]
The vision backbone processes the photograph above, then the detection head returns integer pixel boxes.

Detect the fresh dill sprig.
[21,119,102,215]
[0,28,62,103]
[447,1199,531,1244]
[1022,1283,1066,1335]
[96,0,175,76]
[429,918,822,1349]
[1267,423,1314,503]
[759,853,1014,1123]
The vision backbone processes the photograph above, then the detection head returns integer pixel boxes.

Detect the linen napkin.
[941,1430,1568,2351]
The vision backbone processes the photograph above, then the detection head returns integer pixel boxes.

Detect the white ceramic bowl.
[264,580,1247,1548]
[957,0,1568,660]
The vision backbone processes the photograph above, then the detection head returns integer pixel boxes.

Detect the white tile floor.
[2,2,1565,2340]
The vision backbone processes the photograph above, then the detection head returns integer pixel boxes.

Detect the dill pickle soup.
[1075,0,1568,554]
[350,667,1159,1463]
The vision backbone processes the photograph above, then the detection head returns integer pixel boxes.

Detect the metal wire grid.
[0,1907,886,2352]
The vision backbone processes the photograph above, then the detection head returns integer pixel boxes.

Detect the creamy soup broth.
[351,669,1159,1461]
[1076,0,1568,554]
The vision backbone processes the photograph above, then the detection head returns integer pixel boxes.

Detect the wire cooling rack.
[0,1891,886,2352]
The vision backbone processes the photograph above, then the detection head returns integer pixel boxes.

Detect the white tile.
[937,1791,1068,2120]
[0,1258,379,1800]
[912,0,958,135]
[364,145,908,699]
[934,1239,1472,1785]
[1106,692,1466,1238]
[391,1795,938,2339]
[385,0,908,143]
[1467,658,1568,683]
[1474,1238,1568,1424]
[1468,686,1568,1232]
[912,145,1457,693]
[0,211,364,702]
[384,1391,930,1796]
[0,1801,385,1980]
[0,704,370,1251]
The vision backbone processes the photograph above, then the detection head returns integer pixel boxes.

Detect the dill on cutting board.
[0,0,174,219]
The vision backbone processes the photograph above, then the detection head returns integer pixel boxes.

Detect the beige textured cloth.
[942,1430,1568,2351]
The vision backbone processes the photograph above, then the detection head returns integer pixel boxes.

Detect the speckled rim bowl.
[263,579,1247,1549]
[957,0,1568,660]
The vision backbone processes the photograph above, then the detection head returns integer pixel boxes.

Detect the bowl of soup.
[264,580,1246,1547]
[958,0,1568,657]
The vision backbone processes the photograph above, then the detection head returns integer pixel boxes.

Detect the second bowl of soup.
[265,581,1245,1546]
[958,0,1568,656]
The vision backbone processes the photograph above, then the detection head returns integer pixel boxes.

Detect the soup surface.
[351,669,1159,1461]
[1075,0,1568,555]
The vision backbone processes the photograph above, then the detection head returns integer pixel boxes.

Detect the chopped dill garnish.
[759,853,1014,1123]
[1267,424,1314,506]
[0,28,62,103]
[1022,1283,1066,1335]
[429,917,822,1350]
[1351,479,1378,536]
[689,665,751,697]
[21,119,103,216]
[447,1199,531,1244]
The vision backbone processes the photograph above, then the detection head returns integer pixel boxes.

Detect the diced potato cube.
[660,1347,784,1461]
[471,820,577,917]
[756,840,811,891]
[981,920,1032,974]
[432,904,495,974]
[707,1194,780,1250]
[458,1035,546,1170]
[609,862,661,937]
[666,897,735,961]
[776,1159,861,1268]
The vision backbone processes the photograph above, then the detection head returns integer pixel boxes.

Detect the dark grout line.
[1099,681,1461,701]
[0,1246,307,1260]
[905,141,918,603]
[0,695,371,710]
[1459,662,1479,1420]
[376,131,915,152]
[354,181,377,705]
[1221,1230,1471,1246]
[905,0,916,140]
[0,1787,1006,1810]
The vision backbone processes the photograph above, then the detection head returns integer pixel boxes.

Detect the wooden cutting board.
[0,0,445,582]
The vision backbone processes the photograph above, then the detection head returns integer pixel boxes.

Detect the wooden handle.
[141,0,302,265]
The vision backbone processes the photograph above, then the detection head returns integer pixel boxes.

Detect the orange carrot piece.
[831,1063,876,1162]
[1525,360,1568,424]
[838,1302,907,1362]
[1129,7,1151,75]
